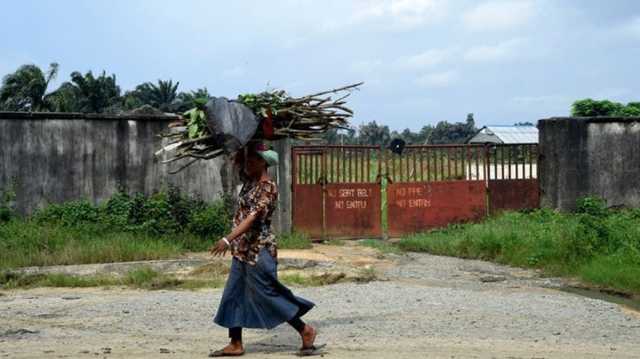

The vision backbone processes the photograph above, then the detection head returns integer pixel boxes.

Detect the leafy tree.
[358,121,391,145]
[427,114,477,144]
[571,99,640,117]
[416,125,434,144]
[0,63,58,111]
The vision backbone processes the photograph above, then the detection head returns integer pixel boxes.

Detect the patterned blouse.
[229,178,278,265]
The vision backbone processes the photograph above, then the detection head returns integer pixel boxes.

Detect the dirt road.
[2,249,640,358]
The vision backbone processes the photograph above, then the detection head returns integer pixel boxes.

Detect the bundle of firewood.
[156,82,362,173]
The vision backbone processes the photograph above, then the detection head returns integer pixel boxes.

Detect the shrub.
[0,206,12,222]
[576,196,608,217]
[0,180,17,222]
[33,200,100,226]
[29,186,231,240]
[187,201,232,240]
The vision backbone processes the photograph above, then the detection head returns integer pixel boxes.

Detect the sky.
[1,0,639,131]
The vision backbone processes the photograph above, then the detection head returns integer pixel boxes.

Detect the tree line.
[0,63,210,114]
[324,113,482,145]
[571,99,640,117]
[3,63,637,146]
[0,62,485,144]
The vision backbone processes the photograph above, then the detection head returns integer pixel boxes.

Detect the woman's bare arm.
[226,212,257,241]
[209,212,258,256]
[210,181,275,257]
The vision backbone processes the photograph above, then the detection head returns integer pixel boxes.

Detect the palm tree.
[176,87,211,112]
[129,79,180,112]
[65,70,121,113]
[45,82,79,112]
[0,63,58,111]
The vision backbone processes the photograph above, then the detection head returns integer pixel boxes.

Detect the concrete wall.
[0,111,292,234]
[0,112,235,216]
[538,117,640,210]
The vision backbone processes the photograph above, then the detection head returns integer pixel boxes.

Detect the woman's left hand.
[209,239,229,257]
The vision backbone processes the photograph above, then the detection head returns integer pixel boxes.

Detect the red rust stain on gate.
[325,183,382,238]
[292,184,323,238]
[387,181,487,237]
[489,179,539,214]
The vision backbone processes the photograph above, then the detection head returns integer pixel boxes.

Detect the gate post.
[271,139,292,234]
[484,144,491,217]
[321,148,327,241]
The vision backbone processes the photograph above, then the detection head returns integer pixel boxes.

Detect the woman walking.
[209,142,318,357]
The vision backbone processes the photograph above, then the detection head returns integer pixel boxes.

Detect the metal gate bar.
[486,143,539,214]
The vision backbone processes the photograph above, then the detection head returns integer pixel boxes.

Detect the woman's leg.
[229,327,242,342]
[287,314,316,349]
[287,316,305,333]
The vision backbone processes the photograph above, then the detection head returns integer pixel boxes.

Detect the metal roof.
[468,125,538,144]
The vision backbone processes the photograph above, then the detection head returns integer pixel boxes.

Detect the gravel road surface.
[1,252,639,358]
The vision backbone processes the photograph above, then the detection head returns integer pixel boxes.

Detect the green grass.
[278,231,313,249]
[0,217,314,272]
[0,272,119,289]
[396,207,640,296]
[0,220,186,270]
[280,273,344,286]
[0,266,227,290]
[579,255,640,294]
[359,239,403,255]
[280,269,376,287]
[0,267,359,290]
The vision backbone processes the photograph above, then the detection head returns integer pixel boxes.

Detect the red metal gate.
[486,144,539,214]
[385,145,488,237]
[292,146,382,239]
[292,144,540,239]
[291,147,324,238]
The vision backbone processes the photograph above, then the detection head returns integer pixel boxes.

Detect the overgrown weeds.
[397,196,640,295]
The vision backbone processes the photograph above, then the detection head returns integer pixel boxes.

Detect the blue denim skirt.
[213,247,315,329]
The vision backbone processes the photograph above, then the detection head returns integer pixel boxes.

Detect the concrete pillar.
[270,139,292,234]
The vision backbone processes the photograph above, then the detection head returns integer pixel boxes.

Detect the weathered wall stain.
[539,117,640,210]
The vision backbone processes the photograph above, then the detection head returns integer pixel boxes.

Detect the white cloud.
[389,0,448,28]
[396,48,452,69]
[323,0,448,31]
[351,1,387,23]
[464,38,524,62]
[415,70,459,87]
[463,1,534,31]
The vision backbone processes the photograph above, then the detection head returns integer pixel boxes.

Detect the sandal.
[296,344,327,357]
[297,326,325,356]
[208,348,245,357]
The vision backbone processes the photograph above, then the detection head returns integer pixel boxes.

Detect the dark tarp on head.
[205,97,260,153]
